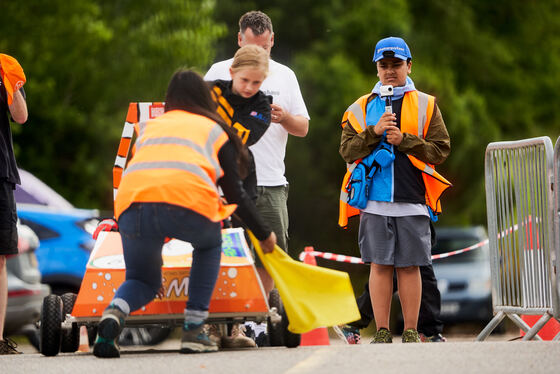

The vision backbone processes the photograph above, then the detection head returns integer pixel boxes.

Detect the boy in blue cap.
[339,36,451,343]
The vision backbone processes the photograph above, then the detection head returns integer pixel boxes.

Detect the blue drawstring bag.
[346,157,377,209]
[346,136,394,209]
[374,137,394,168]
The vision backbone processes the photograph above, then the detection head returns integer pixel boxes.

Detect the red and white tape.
[297,222,534,265]
[298,239,488,264]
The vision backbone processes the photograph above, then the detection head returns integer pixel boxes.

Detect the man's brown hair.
[239,11,273,35]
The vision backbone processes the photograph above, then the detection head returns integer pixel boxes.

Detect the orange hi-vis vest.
[338,90,452,228]
[114,109,237,222]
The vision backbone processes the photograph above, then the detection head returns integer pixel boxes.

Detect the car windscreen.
[432,236,487,264]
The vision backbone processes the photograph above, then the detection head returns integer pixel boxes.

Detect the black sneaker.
[255,332,270,347]
[420,333,447,342]
[340,325,361,344]
[0,338,22,354]
[401,328,421,343]
[93,306,126,358]
[371,328,392,344]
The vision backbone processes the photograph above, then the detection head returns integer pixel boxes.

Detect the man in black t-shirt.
[0,55,28,355]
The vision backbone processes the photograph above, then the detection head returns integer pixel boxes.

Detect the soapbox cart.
[39,227,300,356]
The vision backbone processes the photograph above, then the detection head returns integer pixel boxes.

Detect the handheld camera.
[380,84,394,113]
[379,85,394,97]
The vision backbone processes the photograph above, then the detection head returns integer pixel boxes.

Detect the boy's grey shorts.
[358,212,431,267]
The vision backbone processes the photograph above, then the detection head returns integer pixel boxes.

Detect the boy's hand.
[373,112,397,135]
[385,126,403,146]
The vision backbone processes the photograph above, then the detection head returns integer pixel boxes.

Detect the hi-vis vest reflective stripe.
[338,91,452,228]
[114,110,237,222]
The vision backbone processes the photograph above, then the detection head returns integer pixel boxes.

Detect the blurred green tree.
[0,0,225,209]
[208,1,560,257]
[2,0,559,261]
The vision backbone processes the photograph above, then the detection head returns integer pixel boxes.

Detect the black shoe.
[371,328,393,344]
[0,338,22,354]
[420,333,447,342]
[255,332,270,347]
[93,306,126,358]
[340,324,361,344]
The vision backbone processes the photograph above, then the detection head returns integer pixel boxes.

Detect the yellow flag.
[247,231,360,334]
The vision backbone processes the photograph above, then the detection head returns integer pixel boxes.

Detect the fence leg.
[522,313,552,341]
[509,314,543,341]
[476,311,505,341]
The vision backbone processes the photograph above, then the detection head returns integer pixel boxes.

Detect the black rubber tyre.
[60,293,80,352]
[267,289,284,346]
[281,307,301,348]
[267,289,300,347]
[87,325,98,346]
[40,294,62,356]
[118,326,173,346]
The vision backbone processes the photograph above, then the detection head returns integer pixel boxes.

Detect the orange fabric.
[114,110,236,222]
[341,94,371,132]
[400,92,451,214]
[0,54,26,106]
[338,91,451,228]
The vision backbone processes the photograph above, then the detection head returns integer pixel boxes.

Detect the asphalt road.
[3,330,559,374]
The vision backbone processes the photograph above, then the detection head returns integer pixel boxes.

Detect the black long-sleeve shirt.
[211,80,272,146]
[217,140,271,241]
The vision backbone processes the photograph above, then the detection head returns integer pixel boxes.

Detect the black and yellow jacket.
[210,79,272,146]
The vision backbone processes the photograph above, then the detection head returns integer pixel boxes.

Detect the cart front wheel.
[40,294,62,356]
[267,289,300,348]
[60,293,80,352]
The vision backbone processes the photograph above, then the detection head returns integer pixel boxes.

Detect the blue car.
[14,169,99,295]
[15,169,172,345]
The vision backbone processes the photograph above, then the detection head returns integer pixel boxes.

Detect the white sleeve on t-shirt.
[204,58,309,186]
[204,58,234,81]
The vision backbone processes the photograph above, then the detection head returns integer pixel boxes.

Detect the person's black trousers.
[349,264,443,336]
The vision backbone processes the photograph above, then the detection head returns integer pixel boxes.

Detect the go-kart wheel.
[267,289,284,346]
[267,289,301,347]
[87,325,98,346]
[60,293,80,352]
[281,307,301,348]
[40,294,62,356]
[118,326,173,346]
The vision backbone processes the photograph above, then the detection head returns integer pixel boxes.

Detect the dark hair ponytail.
[165,69,249,177]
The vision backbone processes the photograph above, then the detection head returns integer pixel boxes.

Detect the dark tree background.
[2,1,559,282]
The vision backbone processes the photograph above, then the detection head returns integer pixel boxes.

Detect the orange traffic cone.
[300,246,330,346]
[77,325,90,352]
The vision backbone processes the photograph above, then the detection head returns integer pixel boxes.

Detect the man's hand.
[271,103,308,137]
[260,231,277,254]
[270,103,285,123]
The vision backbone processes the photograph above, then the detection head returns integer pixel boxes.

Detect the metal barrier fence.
[554,136,560,322]
[477,136,560,341]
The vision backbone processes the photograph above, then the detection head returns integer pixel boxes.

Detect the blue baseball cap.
[373,37,412,62]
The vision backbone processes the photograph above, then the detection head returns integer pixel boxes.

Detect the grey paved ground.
[3,328,559,374]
